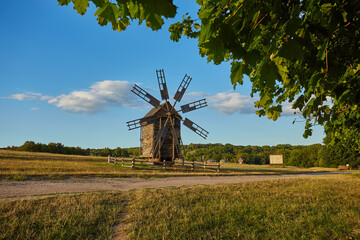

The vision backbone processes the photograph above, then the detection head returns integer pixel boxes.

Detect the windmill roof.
[144,102,182,119]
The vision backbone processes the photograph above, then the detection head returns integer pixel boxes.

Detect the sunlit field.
[1,175,359,239]
[0,150,339,180]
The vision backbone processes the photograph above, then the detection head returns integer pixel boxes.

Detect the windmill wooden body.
[127,69,208,162]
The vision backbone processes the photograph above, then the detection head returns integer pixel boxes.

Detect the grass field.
[1,174,360,239]
[0,150,337,180]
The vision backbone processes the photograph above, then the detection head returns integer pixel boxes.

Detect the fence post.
[114,157,117,165]
[108,155,110,163]
[191,160,195,172]
[132,157,135,169]
[121,158,124,166]
[163,161,166,171]
[217,162,220,172]
[204,160,206,170]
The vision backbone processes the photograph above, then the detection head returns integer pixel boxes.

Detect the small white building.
[269,154,284,167]
[238,157,245,164]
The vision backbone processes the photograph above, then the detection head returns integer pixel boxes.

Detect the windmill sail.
[156,69,169,100]
[180,98,207,113]
[126,116,157,131]
[183,118,209,139]
[173,74,192,102]
[131,84,160,108]
[127,69,209,162]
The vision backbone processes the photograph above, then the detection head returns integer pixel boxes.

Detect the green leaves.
[278,39,304,61]
[169,15,200,42]
[58,0,177,31]
[73,0,89,15]
[58,0,89,15]
[260,61,278,89]
[126,0,177,30]
[95,3,119,28]
[230,61,244,88]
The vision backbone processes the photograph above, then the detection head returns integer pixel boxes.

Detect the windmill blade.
[126,116,157,131]
[156,69,169,100]
[131,84,160,108]
[173,74,192,102]
[183,118,209,139]
[180,98,207,113]
[126,118,142,131]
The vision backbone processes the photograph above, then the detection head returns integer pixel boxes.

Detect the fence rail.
[107,156,220,172]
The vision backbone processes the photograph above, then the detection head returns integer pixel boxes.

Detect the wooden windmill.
[126,69,208,162]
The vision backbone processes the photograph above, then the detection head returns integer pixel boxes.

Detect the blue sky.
[0,0,325,149]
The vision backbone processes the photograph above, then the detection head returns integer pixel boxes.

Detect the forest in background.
[4,140,360,169]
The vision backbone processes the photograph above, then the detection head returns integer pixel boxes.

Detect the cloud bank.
[187,91,298,116]
[3,80,139,113]
[208,92,255,114]
[4,81,300,116]
[49,81,137,113]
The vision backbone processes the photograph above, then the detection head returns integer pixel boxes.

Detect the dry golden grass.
[0,150,337,179]
[125,174,360,239]
[0,192,127,239]
[1,175,359,239]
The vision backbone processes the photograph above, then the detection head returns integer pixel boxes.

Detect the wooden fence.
[108,156,220,172]
[177,160,220,172]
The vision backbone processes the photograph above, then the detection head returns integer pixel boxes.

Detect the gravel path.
[0,173,343,201]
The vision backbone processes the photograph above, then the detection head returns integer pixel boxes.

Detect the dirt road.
[0,173,343,201]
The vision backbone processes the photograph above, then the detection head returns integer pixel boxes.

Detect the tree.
[114,147,124,157]
[100,147,112,156]
[19,141,39,152]
[58,0,360,149]
[322,135,360,169]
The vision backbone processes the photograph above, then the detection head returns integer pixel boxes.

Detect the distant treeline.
[5,141,140,158]
[5,140,360,169]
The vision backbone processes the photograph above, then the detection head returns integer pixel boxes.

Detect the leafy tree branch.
[58,0,360,151]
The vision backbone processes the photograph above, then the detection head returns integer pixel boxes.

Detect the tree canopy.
[58,0,360,149]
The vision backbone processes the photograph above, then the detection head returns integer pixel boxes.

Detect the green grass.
[0,150,337,180]
[1,175,360,239]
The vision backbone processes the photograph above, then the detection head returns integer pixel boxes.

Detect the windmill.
[126,69,208,162]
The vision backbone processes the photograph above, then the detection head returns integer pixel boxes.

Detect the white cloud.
[30,107,39,111]
[49,80,138,113]
[187,91,208,97]
[208,92,255,114]
[2,80,140,113]
[182,91,208,102]
[281,103,297,116]
[40,95,53,101]
[281,96,333,116]
[6,92,42,101]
